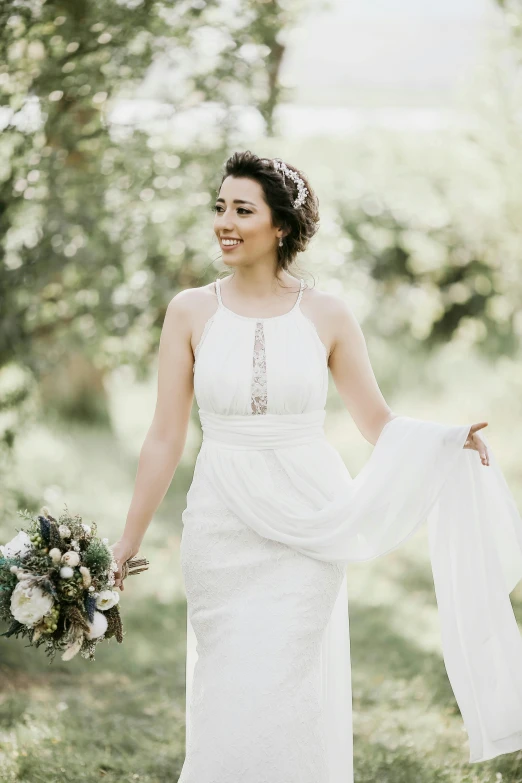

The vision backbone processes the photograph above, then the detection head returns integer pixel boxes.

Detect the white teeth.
[222,239,242,245]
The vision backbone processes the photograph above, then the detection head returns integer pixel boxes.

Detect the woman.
[110,151,522,783]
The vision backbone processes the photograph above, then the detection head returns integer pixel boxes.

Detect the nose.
[215,209,237,231]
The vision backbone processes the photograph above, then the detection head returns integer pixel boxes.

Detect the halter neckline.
[215,277,305,322]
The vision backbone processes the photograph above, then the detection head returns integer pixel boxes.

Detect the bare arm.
[111,291,195,587]
[327,296,489,463]
[328,297,396,445]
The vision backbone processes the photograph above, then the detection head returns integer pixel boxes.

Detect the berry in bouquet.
[0,505,149,662]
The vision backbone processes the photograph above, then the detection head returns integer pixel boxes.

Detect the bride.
[110,151,522,782]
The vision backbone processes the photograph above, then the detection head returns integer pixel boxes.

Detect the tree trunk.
[39,351,111,426]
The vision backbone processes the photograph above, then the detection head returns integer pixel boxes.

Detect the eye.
[211,205,252,214]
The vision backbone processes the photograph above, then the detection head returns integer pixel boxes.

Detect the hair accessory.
[272,158,309,210]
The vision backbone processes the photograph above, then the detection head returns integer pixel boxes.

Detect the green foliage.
[0,0,319,469]
[335,195,520,356]
[82,538,112,575]
[0,557,18,622]
[0,618,24,638]
[1,1,218,381]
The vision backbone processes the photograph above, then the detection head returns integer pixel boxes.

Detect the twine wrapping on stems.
[121,556,150,580]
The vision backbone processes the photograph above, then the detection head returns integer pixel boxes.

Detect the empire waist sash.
[199,408,328,450]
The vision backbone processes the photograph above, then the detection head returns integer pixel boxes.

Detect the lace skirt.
[178,449,346,783]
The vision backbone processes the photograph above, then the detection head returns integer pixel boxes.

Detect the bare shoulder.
[301,284,361,357]
[167,281,216,314]
[302,285,351,316]
[167,282,219,356]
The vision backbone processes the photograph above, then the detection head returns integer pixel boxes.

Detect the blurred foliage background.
[1,0,522,781]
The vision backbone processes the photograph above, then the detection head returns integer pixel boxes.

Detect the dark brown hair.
[217,150,320,271]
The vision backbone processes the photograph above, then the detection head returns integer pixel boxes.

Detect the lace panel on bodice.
[208,276,306,416]
[251,321,268,415]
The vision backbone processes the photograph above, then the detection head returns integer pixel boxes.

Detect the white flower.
[61,551,80,567]
[95,590,119,611]
[85,610,108,640]
[81,523,91,535]
[59,566,74,579]
[58,525,71,539]
[0,531,32,559]
[49,548,62,564]
[88,585,95,592]
[16,570,33,581]
[10,582,53,627]
[102,538,109,544]
[79,566,92,587]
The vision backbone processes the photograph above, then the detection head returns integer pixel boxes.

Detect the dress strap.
[295,278,305,307]
[215,277,223,306]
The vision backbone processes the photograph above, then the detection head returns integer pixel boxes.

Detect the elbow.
[367,410,398,446]
[146,424,187,459]
[141,431,186,473]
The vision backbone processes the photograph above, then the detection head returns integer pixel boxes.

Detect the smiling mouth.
[221,239,243,248]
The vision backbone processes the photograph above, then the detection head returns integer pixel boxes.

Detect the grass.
[1,349,522,782]
[0,598,186,782]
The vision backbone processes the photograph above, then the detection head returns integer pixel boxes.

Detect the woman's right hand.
[109,538,139,591]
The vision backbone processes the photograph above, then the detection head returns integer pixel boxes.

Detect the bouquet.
[0,505,149,662]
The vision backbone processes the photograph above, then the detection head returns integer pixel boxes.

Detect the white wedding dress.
[178,276,522,783]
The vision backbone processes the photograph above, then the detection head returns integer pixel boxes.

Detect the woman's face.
[213,175,284,267]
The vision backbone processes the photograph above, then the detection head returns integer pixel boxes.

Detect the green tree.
[0,0,317,471]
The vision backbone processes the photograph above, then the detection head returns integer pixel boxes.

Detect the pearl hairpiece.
[272,158,309,210]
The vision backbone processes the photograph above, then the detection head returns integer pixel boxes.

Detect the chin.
[222,257,244,268]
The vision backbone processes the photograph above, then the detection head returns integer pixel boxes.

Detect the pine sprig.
[83,539,112,576]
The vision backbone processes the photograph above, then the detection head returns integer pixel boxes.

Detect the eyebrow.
[215,198,257,206]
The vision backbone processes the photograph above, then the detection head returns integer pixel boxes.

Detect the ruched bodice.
[193,277,329,416]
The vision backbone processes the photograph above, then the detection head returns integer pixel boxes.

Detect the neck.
[224,269,299,298]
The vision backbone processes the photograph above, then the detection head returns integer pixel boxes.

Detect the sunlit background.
[1,0,522,780]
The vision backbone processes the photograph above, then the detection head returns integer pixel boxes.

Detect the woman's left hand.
[463,421,489,466]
